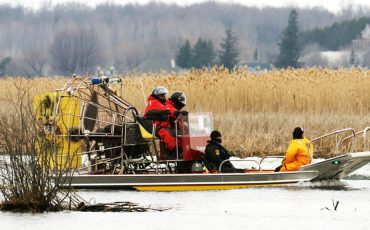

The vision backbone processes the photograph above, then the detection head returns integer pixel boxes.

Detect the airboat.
[33,74,370,191]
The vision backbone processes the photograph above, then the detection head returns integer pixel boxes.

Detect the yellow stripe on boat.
[133,183,292,191]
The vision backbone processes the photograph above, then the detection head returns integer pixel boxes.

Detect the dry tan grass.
[120,67,370,114]
[120,67,370,157]
[1,68,369,157]
[0,77,68,113]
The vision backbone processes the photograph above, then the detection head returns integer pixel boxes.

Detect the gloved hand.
[274,165,283,172]
[228,151,236,157]
[174,110,188,116]
[180,110,188,115]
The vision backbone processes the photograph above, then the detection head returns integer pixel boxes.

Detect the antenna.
[140,77,147,106]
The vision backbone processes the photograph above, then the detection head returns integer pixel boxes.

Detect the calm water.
[1,161,370,230]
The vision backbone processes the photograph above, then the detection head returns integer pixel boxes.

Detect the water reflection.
[298,180,356,191]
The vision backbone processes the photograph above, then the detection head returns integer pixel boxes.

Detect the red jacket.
[144,96,177,129]
[165,99,181,128]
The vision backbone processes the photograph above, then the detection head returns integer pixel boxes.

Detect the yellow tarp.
[34,92,82,169]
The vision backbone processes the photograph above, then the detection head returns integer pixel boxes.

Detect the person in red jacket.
[144,87,187,158]
[166,91,187,129]
[144,86,170,127]
[166,92,188,157]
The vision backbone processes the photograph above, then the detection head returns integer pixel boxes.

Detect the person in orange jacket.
[275,127,313,172]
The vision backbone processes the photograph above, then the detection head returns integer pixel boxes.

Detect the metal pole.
[364,127,370,151]
[175,118,179,160]
[139,77,147,107]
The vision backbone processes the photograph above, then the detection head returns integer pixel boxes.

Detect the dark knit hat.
[293,127,304,139]
[210,130,221,140]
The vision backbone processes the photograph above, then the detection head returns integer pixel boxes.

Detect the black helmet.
[151,86,168,96]
[170,91,186,109]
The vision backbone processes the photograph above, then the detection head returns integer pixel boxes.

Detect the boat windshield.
[183,113,213,137]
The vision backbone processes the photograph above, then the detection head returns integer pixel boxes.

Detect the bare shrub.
[0,80,75,212]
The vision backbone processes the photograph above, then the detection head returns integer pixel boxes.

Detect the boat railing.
[219,159,261,172]
[310,128,356,156]
[342,127,370,151]
[364,127,370,150]
[259,156,285,171]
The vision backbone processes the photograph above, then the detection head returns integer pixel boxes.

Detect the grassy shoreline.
[0,67,368,158]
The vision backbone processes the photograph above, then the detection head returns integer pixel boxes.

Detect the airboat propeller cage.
[34,76,137,169]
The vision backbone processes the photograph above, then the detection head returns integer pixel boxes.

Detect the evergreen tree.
[193,38,216,68]
[301,17,370,51]
[206,40,216,67]
[176,40,193,69]
[218,29,239,69]
[0,57,11,76]
[275,10,301,68]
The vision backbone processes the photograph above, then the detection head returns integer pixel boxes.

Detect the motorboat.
[33,74,370,191]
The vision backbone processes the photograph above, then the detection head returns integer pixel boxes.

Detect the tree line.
[176,29,239,69]
[175,10,370,69]
[0,2,369,76]
[301,17,370,50]
[277,13,370,68]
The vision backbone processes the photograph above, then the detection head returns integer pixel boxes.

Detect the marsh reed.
[0,67,369,157]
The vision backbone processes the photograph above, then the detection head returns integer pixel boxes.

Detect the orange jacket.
[280,138,313,171]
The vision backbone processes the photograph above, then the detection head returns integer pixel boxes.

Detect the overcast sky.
[0,0,370,13]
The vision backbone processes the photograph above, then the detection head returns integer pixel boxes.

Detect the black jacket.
[205,140,235,172]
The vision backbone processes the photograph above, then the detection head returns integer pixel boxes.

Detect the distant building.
[320,51,350,66]
[133,58,183,73]
[301,25,370,68]
[241,62,272,72]
[352,24,370,51]
[301,51,349,68]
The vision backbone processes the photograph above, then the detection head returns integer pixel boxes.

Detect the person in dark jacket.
[205,130,242,173]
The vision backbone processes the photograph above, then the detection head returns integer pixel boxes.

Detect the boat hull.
[300,151,370,181]
[60,152,370,191]
[62,171,318,191]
